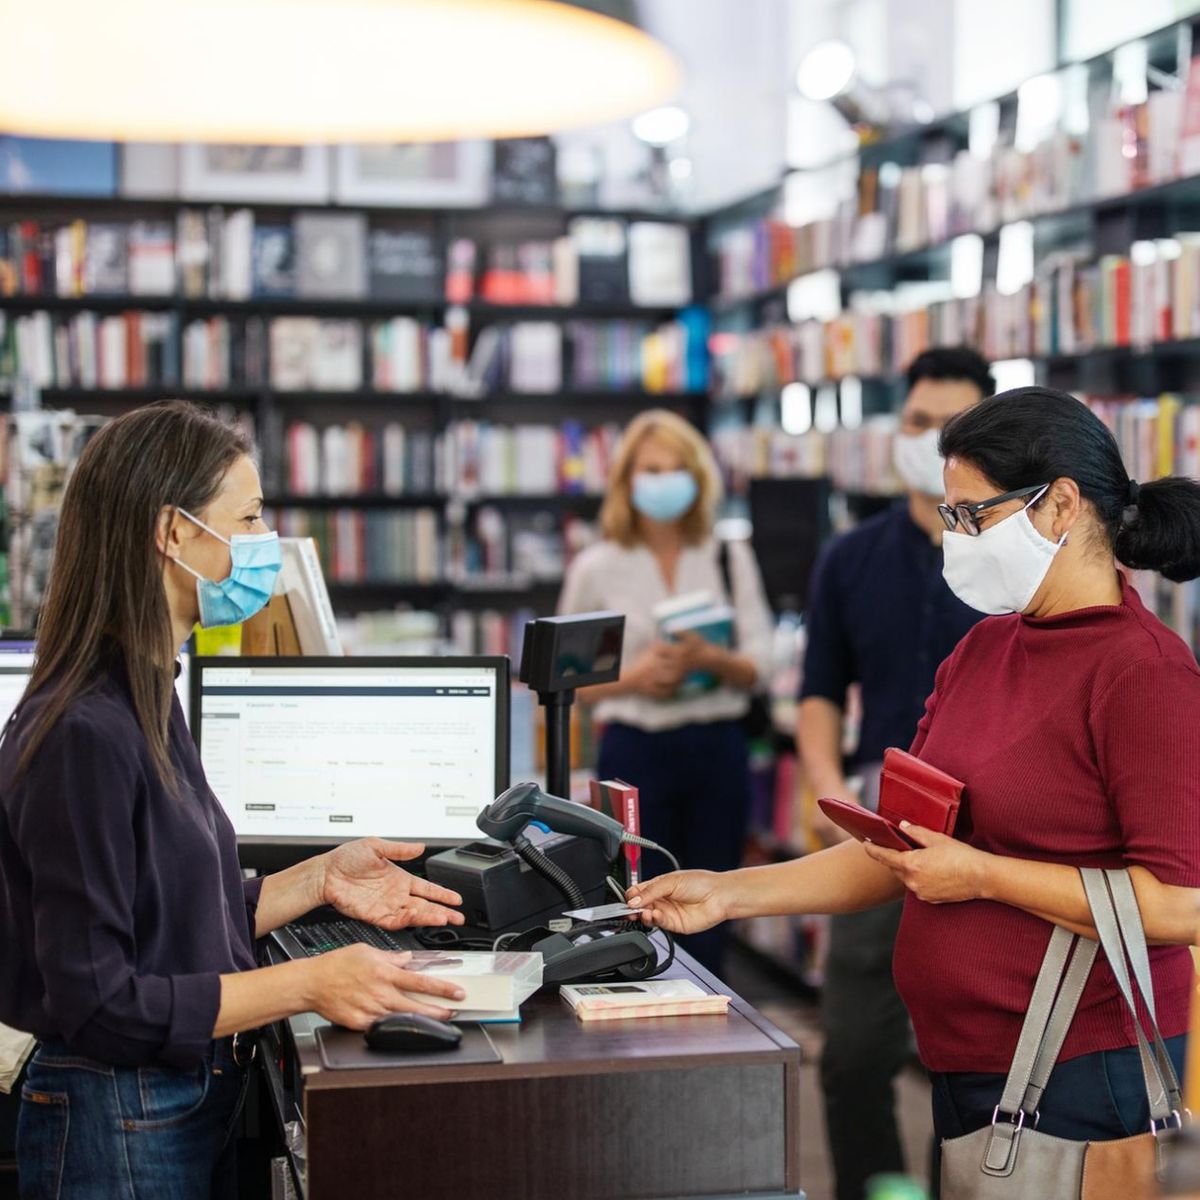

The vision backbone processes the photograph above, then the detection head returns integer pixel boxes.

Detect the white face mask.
[941,489,1067,615]
[893,429,945,497]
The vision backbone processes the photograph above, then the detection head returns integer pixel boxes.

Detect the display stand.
[241,593,303,655]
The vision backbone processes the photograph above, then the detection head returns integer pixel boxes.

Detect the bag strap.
[1014,936,1099,1118]
[1082,869,1181,1118]
[1104,868,1183,1108]
[994,926,1090,1120]
[715,540,741,650]
[983,926,1086,1172]
[983,867,1179,1175]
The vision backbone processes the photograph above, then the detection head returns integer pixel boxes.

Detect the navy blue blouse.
[800,506,982,766]
[0,653,260,1068]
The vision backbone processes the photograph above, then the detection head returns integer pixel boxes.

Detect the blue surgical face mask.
[169,508,282,628]
[631,470,699,523]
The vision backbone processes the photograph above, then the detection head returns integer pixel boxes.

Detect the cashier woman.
[0,402,466,1200]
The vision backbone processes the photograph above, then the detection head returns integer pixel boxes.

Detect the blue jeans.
[17,1039,248,1200]
[597,719,751,974]
[930,1035,1188,1192]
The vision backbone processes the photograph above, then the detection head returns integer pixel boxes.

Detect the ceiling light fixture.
[0,0,682,144]
[631,106,691,147]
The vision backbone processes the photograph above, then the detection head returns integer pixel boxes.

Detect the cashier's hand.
[320,838,465,929]
[626,870,731,935]
[309,945,465,1027]
[861,823,990,904]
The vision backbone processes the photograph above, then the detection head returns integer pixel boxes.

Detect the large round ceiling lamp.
[0,0,682,143]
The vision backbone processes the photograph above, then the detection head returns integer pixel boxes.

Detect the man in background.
[798,347,993,1200]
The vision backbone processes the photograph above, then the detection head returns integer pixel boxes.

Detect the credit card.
[562,902,644,922]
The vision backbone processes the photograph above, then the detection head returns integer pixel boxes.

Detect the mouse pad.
[315,1022,502,1071]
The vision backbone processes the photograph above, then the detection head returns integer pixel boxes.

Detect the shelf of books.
[0,190,710,652]
[704,12,1200,983]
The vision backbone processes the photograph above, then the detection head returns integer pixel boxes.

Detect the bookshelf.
[701,11,1200,979]
[0,187,711,651]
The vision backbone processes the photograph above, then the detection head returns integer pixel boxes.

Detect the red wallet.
[817,798,918,851]
[877,747,964,836]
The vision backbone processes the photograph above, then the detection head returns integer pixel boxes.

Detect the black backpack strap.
[717,539,739,650]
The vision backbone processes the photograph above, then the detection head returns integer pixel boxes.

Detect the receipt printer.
[426,831,609,933]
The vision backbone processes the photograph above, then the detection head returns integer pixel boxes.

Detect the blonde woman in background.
[558,409,774,973]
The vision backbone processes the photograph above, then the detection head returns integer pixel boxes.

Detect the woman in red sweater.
[629,387,1200,1150]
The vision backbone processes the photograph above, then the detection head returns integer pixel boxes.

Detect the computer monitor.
[0,639,36,729]
[0,641,189,730]
[190,656,510,867]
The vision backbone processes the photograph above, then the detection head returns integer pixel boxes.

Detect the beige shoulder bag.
[941,868,1184,1200]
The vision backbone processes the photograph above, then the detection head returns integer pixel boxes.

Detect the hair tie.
[1127,479,1140,506]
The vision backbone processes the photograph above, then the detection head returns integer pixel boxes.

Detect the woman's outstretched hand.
[626,870,733,934]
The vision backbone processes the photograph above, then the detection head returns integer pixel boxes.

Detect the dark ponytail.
[1115,476,1200,582]
[939,386,1200,583]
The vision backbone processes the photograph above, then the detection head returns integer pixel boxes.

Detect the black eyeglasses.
[938,483,1049,537]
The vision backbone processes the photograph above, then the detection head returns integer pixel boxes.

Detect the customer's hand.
[307,944,465,1027]
[626,870,732,934]
[861,823,990,904]
[624,641,686,700]
[320,838,465,929]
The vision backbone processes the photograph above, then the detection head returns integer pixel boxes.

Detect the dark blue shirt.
[800,505,982,766]
[0,654,260,1068]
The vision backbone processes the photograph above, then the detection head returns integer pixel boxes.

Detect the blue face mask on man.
[631,470,699,523]
[169,508,282,628]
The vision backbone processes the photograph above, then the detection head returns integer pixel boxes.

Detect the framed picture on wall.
[0,136,116,197]
[333,141,491,207]
[181,144,330,202]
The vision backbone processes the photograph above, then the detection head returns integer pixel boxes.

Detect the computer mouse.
[364,1012,463,1053]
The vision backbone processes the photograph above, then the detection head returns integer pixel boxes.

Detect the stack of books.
[651,591,735,697]
[402,951,543,1024]
[560,979,731,1023]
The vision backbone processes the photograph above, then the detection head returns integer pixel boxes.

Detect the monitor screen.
[0,641,35,728]
[0,643,188,730]
[190,656,510,847]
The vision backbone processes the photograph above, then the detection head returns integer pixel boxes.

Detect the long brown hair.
[599,408,723,547]
[13,401,251,788]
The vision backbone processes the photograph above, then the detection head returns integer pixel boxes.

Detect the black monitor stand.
[537,687,574,800]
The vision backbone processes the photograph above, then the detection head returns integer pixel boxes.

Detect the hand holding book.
[623,641,687,700]
[662,630,726,676]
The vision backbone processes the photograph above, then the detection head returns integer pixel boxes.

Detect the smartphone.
[818,797,918,852]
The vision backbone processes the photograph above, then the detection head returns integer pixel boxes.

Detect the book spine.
[296,537,342,653]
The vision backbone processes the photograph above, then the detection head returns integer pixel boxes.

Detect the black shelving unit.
[0,189,711,630]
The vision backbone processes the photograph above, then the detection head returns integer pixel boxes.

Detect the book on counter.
[588,778,641,886]
[652,591,734,696]
[401,951,543,1023]
[560,979,730,1022]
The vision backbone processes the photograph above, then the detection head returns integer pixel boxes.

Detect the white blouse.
[557,536,775,733]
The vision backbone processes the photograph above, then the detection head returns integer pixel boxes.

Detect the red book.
[1113,259,1132,347]
[588,778,641,886]
[19,221,42,294]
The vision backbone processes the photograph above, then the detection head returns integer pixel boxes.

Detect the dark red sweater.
[893,578,1200,1073]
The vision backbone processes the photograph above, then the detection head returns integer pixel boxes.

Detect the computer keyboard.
[284,918,422,957]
